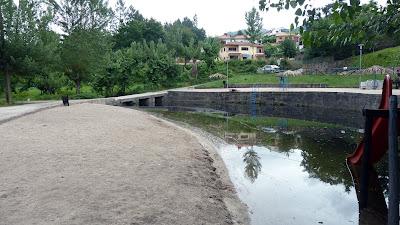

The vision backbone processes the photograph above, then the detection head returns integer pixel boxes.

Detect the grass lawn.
[350,45,400,68]
[0,85,100,106]
[196,73,386,89]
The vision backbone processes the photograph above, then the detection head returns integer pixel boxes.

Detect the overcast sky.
[112,0,387,36]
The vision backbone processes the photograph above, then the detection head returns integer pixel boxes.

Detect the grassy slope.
[350,45,400,68]
[196,74,385,89]
[197,45,400,89]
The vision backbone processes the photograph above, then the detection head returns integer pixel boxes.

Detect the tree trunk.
[4,69,11,104]
[76,80,81,95]
[191,61,198,79]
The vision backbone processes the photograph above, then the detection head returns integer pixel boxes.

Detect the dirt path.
[0,103,248,225]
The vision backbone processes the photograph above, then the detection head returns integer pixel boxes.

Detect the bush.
[268,57,279,66]
[280,59,302,70]
[215,60,266,74]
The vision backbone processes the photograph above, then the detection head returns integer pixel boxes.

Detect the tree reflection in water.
[243,146,262,183]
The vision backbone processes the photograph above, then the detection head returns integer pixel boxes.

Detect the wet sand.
[0,103,249,225]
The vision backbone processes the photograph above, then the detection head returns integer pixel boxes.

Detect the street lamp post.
[359,44,364,87]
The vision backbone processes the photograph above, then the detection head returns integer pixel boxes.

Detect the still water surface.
[147,109,390,225]
[218,125,360,225]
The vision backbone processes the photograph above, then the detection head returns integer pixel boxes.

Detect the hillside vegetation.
[197,74,385,89]
[350,46,400,68]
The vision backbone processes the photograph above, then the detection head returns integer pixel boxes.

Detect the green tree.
[201,38,221,71]
[57,0,112,94]
[0,0,47,104]
[262,35,276,44]
[264,43,281,57]
[245,7,263,43]
[301,2,397,60]
[113,18,165,50]
[22,9,63,94]
[93,40,180,96]
[164,17,205,66]
[259,0,400,50]
[61,29,111,94]
[281,39,297,58]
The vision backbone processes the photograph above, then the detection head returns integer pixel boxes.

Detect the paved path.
[178,87,400,95]
[114,90,167,101]
[0,101,61,124]
[0,104,248,225]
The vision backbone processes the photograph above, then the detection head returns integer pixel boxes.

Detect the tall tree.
[55,0,113,33]
[21,7,63,94]
[245,7,263,43]
[281,39,297,58]
[0,0,45,104]
[114,18,165,50]
[57,0,112,94]
[164,17,205,63]
[201,37,221,70]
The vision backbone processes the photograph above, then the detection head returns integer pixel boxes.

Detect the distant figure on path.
[62,96,69,106]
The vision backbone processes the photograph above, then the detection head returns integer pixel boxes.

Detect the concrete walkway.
[0,101,61,124]
[0,104,248,225]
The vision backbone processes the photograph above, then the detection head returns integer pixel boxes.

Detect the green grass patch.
[0,85,101,106]
[196,74,386,88]
[350,45,400,68]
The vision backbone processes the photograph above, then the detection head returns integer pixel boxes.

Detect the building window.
[228,47,237,51]
[223,48,225,52]
[241,47,249,51]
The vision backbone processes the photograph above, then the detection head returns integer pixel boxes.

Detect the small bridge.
[112,91,167,107]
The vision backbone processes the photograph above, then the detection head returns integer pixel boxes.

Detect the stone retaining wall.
[166,91,381,111]
[165,90,388,128]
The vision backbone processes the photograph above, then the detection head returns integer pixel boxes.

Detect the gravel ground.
[0,103,249,225]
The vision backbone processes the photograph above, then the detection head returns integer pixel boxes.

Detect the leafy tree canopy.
[245,7,263,43]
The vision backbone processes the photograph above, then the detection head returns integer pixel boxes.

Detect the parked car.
[257,65,280,74]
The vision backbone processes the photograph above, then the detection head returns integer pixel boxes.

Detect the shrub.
[280,59,302,70]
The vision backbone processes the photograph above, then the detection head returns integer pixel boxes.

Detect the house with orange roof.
[217,33,265,60]
[275,32,303,49]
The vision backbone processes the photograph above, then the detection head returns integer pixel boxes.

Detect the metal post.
[388,96,399,225]
[359,44,364,87]
[226,60,229,89]
[360,110,372,209]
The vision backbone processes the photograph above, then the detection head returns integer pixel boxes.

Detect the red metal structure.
[347,75,393,165]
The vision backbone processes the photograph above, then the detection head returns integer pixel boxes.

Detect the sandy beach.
[0,103,248,225]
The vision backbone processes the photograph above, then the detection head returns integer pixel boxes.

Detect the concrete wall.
[166,91,381,111]
[165,90,387,128]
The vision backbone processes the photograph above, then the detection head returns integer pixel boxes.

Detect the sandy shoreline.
[0,103,249,225]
